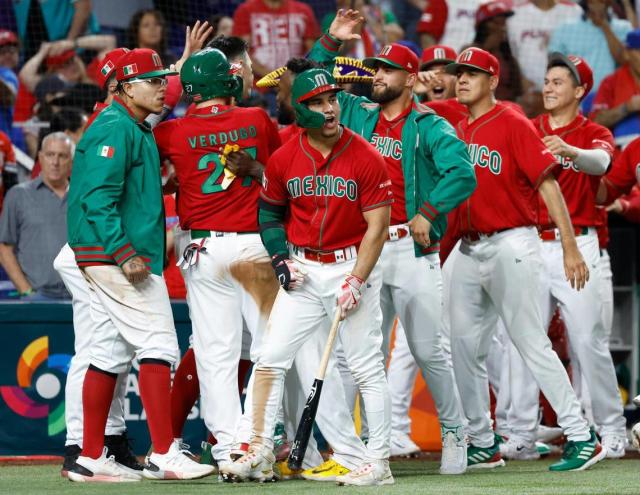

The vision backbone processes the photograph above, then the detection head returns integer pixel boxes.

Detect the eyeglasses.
[126,77,168,87]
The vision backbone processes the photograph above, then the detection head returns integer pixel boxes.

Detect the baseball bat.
[287,307,342,470]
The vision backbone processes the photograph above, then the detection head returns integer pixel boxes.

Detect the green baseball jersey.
[67,97,165,275]
[310,34,477,257]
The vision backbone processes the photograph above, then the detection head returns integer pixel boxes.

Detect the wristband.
[20,288,34,297]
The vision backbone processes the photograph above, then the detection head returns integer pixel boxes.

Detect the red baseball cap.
[0,30,18,47]
[475,0,514,27]
[548,52,594,98]
[96,48,129,88]
[116,48,177,82]
[445,47,500,78]
[421,45,457,70]
[363,43,419,74]
[46,49,76,69]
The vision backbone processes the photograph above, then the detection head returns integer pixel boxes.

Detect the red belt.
[539,226,589,242]
[386,225,411,241]
[462,228,509,243]
[292,245,358,264]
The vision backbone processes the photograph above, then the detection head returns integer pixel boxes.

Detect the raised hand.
[329,9,365,42]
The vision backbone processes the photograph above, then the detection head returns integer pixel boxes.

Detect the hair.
[547,61,580,87]
[286,57,323,75]
[37,107,86,149]
[41,131,76,157]
[206,36,249,62]
[127,9,167,53]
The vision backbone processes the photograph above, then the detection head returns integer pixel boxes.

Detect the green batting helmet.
[291,68,342,128]
[180,48,243,102]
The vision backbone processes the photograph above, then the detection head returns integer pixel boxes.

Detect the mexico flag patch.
[98,145,115,158]
[122,63,138,77]
[100,60,114,77]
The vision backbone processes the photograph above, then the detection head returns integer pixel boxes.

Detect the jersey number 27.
[198,146,256,194]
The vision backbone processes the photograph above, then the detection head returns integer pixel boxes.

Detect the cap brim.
[547,52,581,84]
[362,56,405,71]
[444,62,493,75]
[421,58,456,70]
[298,84,343,103]
[135,68,179,79]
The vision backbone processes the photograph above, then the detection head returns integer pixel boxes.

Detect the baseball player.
[153,44,283,469]
[221,67,394,486]
[55,47,139,478]
[66,48,214,482]
[445,46,605,471]
[309,10,476,475]
[503,54,626,460]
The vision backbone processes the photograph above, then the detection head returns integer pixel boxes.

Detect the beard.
[370,84,404,104]
[277,102,296,125]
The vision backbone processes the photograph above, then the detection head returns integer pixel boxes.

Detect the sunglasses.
[126,77,168,87]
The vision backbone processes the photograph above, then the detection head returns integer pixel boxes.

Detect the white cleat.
[499,438,540,461]
[335,460,394,486]
[218,446,276,482]
[68,447,142,483]
[390,431,420,457]
[143,440,215,480]
[631,423,640,452]
[440,426,467,475]
[602,435,627,459]
[633,395,640,408]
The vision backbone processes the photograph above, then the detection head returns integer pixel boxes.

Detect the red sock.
[238,359,252,393]
[139,362,173,454]
[81,367,117,459]
[170,348,200,438]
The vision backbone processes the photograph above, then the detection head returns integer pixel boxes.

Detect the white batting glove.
[336,274,364,319]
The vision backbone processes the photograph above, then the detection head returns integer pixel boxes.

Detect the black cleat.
[104,431,144,472]
[61,444,82,478]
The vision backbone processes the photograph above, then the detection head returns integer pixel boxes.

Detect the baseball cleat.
[631,422,640,451]
[633,395,640,408]
[467,442,506,469]
[440,425,467,475]
[273,423,291,462]
[548,430,606,471]
[68,447,142,482]
[104,432,145,473]
[301,458,349,481]
[390,431,421,457]
[602,435,627,459]
[199,441,215,466]
[536,441,552,457]
[61,444,81,478]
[335,460,394,486]
[275,460,303,480]
[143,440,215,480]
[219,445,276,482]
[499,438,540,461]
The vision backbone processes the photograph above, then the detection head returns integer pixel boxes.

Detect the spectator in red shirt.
[591,29,640,148]
[416,0,448,48]
[233,0,320,79]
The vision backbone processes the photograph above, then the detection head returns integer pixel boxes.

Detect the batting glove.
[271,254,306,290]
[336,274,364,319]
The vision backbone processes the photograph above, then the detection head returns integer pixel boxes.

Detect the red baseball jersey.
[532,114,614,228]
[278,123,301,144]
[596,208,609,249]
[261,127,393,251]
[371,105,411,225]
[601,136,640,202]
[455,102,559,234]
[154,104,281,232]
[425,99,468,129]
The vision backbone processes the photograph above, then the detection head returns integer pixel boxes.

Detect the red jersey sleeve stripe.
[113,243,134,258]
[362,198,393,212]
[319,33,340,51]
[259,191,287,206]
[420,202,439,221]
[114,248,138,266]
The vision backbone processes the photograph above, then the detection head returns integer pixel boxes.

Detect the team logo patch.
[152,53,162,68]
[122,64,137,76]
[98,145,115,158]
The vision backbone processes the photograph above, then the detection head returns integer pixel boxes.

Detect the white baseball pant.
[505,230,625,441]
[379,233,463,428]
[181,232,278,464]
[387,322,419,436]
[450,227,591,448]
[252,252,391,460]
[54,244,128,447]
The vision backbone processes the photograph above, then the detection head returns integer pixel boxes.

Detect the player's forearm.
[538,176,578,250]
[573,148,610,175]
[0,243,32,293]
[66,0,92,40]
[601,23,626,66]
[75,34,117,53]
[258,199,288,257]
[620,193,640,222]
[351,207,390,281]
[593,104,629,128]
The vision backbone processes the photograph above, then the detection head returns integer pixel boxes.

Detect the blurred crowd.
[0,0,639,300]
